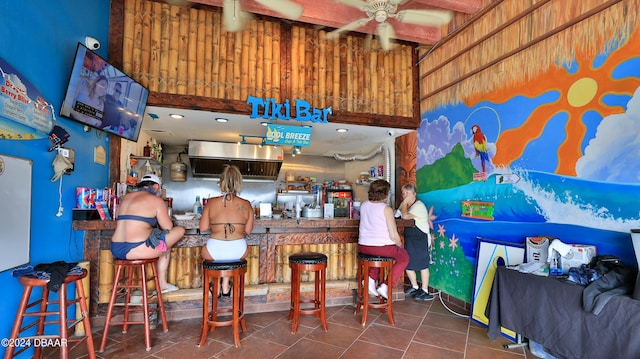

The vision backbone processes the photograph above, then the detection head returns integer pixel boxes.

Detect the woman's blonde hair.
[219,165,243,193]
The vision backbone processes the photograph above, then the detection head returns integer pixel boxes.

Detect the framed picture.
[471,237,525,341]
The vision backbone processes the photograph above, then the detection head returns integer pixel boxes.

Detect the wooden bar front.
[74,218,413,321]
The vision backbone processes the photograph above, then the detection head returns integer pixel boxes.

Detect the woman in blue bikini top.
[110,173,185,294]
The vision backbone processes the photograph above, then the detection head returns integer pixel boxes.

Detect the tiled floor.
[55,292,539,359]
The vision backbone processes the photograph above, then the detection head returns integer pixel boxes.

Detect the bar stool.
[288,252,328,334]
[99,258,168,352]
[198,259,247,348]
[355,253,395,326]
[6,268,95,359]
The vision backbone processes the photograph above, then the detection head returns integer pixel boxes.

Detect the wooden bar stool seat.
[99,258,169,353]
[288,252,328,334]
[355,253,395,326]
[5,268,95,359]
[199,259,247,348]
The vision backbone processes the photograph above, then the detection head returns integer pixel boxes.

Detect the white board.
[0,154,32,272]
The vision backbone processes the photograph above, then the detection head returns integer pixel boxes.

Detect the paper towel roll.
[547,238,572,262]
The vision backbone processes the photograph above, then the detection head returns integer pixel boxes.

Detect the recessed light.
[260,122,268,126]
[169,114,184,119]
[215,117,229,123]
[336,128,348,133]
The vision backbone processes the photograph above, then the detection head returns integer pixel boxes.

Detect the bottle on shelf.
[193,195,203,215]
[143,141,151,157]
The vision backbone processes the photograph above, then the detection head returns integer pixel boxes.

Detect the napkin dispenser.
[259,202,272,218]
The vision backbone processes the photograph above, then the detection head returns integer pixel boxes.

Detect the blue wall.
[0,0,111,346]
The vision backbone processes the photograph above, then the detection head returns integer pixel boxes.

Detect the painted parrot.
[471,124,489,172]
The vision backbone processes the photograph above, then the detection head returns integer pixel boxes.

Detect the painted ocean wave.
[421,170,640,233]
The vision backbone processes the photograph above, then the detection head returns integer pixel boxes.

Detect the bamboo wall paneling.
[261,21,271,99]
[248,20,258,97]
[270,21,282,101]
[311,29,320,106]
[233,31,243,99]
[167,247,177,286]
[203,11,213,97]
[192,8,204,96]
[210,10,220,97]
[98,250,113,303]
[370,45,378,114]
[224,31,234,98]
[318,32,327,109]
[121,0,135,78]
[192,249,202,288]
[174,247,186,288]
[346,37,354,112]
[145,262,157,291]
[149,3,162,91]
[138,0,152,88]
[248,245,260,285]
[177,8,189,94]
[301,27,310,103]
[158,3,171,93]
[120,0,416,126]
[168,4,180,93]
[240,22,251,99]
[217,25,227,98]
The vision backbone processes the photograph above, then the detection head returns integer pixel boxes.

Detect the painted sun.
[470,31,640,176]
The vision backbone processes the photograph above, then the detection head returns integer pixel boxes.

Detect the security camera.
[85,36,101,50]
[387,129,395,137]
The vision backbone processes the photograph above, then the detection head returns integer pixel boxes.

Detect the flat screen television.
[60,42,149,142]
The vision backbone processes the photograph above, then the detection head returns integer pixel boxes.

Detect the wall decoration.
[461,200,494,220]
[0,58,54,140]
[471,237,525,342]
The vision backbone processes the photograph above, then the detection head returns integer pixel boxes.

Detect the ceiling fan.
[164,1,304,32]
[222,0,304,32]
[327,0,453,51]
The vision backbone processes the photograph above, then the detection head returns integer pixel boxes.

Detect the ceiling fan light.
[374,10,388,23]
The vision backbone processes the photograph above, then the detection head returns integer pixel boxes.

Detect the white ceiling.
[141,106,413,156]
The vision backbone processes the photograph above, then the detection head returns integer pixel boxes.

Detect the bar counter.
[73,217,414,322]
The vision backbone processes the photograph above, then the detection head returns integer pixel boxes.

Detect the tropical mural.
[413,14,640,303]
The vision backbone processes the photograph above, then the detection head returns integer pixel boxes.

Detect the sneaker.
[404,287,420,297]
[368,277,378,296]
[414,289,434,301]
[376,284,388,299]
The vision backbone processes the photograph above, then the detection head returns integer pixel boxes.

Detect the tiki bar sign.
[247,96,332,123]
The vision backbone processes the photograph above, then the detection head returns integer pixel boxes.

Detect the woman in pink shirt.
[358,179,409,299]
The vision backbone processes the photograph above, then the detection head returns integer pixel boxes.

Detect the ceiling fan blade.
[255,0,303,20]
[223,0,251,32]
[395,9,453,26]
[377,22,396,51]
[326,17,371,40]
[335,0,369,10]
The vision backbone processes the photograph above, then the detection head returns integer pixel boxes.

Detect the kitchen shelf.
[279,180,312,194]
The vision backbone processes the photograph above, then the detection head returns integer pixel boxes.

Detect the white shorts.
[205,238,247,261]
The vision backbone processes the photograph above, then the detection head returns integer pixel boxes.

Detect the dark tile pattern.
[45,292,539,358]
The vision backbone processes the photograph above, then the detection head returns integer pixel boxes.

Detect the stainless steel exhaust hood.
[188,140,284,181]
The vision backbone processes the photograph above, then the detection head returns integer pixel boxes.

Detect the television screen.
[60,43,149,142]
